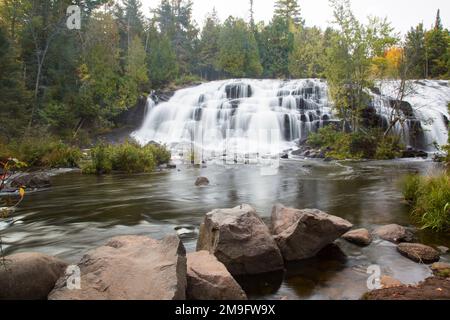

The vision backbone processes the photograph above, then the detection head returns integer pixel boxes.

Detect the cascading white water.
[132,79,333,156]
[377,80,450,151]
[132,79,450,155]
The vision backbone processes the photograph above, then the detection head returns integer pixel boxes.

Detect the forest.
[0,0,448,143]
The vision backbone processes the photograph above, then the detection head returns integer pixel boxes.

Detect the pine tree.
[217,17,262,77]
[425,9,449,78]
[274,0,303,26]
[405,23,427,78]
[198,9,221,80]
[0,24,30,140]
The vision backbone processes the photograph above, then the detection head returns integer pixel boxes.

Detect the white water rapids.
[132,79,450,155]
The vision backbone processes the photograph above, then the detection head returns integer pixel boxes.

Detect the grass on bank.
[402,173,450,232]
[82,141,171,174]
[0,136,82,168]
[307,125,403,160]
[0,137,171,174]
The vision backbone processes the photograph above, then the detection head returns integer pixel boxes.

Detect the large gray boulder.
[0,252,67,300]
[187,251,247,300]
[196,204,284,276]
[271,204,353,261]
[49,235,187,300]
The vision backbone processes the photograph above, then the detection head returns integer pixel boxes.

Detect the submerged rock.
[195,177,210,186]
[8,172,51,189]
[436,246,449,254]
[380,275,403,289]
[49,235,187,300]
[196,204,284,276]
[373,224,414,243]
[0,252,67,300]
[270,204,353,261]
[431,262,450,277]
[401,148,428,158]
[342,228,372,246]
[187,251,247,300]
[397,243,440,264]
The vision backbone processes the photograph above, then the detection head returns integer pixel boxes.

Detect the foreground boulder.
[373,224,414,243]
[195,177,210,186]
[9,172,51,189]
[0,252,67,300]
[49,235,187,300]
[364,277,450,300]
[397,243,440,264]
[271,204,353,261]
[197,204,284,276]
[342,228,372,246]
[187,251,247,300]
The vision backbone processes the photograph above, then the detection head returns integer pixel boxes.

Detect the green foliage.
[425,10,449,79]
[83,141,171,174]
[217,17,263,77]
[325,0,398,130]
[147,31,179,87]
[307,126,402,160]
[4,137,81,168]
[402,173,450,232]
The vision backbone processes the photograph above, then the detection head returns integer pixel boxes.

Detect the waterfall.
[132,79,450,156]
[132,79,333,156]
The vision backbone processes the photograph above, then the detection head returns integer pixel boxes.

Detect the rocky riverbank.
[1,202,449,300]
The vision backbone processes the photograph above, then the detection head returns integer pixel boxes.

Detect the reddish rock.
[187,251,247,300]
[271,204,353,261]
[49,235,187,300]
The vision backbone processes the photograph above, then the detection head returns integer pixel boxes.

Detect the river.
[1,158,449,300]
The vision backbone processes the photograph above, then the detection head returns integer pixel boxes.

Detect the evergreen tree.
[405,23,427,78]
[147,25,179,87]
[274,0,304,26]
[425,9,449,78]
[259,16,294,77]
[0,24,30,140]
[124,0,144,46]
[217,17,262,77]
[198,9,221,80]
[288,27,326,78]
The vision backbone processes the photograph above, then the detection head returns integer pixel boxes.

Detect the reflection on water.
[1,159,449,300]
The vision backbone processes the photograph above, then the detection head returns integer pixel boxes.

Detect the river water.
[1,159,449,300]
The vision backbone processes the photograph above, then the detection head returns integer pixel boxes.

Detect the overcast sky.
[139,0,449,34]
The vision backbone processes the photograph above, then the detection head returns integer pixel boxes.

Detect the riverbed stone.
[196,204,284,276]
[380,275,403,289]
[431,262,450,277]
[0,252,67,300]
[186,251,247,300]
[342,228,372,246]
[195,177,209,186]
[364,277,450,300]
[397,243,440,264]
[270,204,353,261]
[9,172,51,189]
[373,224,414,243]
[49,235,187,300]
[437,246,449,254]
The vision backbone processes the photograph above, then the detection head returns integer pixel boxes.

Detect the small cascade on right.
[371,80,450,152]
